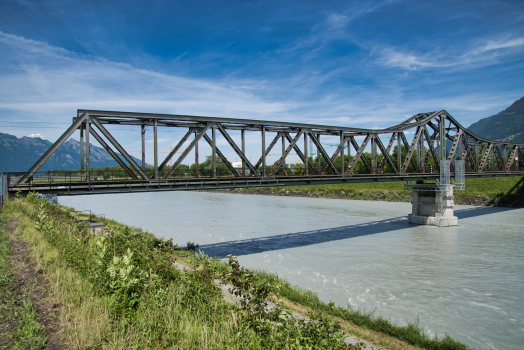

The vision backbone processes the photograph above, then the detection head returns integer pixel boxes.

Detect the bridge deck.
[6,171,523,196]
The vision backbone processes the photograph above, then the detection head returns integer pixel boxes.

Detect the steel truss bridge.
[3,109,524,197]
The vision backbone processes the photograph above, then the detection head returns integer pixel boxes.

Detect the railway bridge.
[1,109,523,226]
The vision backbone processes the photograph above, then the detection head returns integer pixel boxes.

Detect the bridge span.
[2,109,523,199]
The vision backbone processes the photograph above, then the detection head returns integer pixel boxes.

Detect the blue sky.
[1,0,523,161]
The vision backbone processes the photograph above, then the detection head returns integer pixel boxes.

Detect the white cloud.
[26,133,46,139]
[376,36,524,71]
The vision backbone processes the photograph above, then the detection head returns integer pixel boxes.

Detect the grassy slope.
[229,177,524,206]
[0,197,472,350]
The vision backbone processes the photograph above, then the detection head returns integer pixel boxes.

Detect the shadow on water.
[200,205,521,258]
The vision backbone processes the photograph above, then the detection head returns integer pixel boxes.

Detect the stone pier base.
[408,186,458,227]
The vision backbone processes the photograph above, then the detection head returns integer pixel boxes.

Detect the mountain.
[467,96,524,143]
[0,132,144,173]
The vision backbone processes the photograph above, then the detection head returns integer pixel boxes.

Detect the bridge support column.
[408,186,458,227]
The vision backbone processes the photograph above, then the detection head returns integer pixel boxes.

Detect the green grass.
[1,196,362,349]
[239,176,524,206]
[0,209,47,350]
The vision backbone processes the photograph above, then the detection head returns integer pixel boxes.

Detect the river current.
[59,191,524,350]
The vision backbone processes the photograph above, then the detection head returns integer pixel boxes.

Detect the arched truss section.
[9,109,524,194]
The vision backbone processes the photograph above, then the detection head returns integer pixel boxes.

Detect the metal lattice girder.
[202,133,240,177]
[158,127,196,173]
[401,127,424,173]
[400,132,420,171]
[493,146,505,170]
[17,112,89,184]
[90,117,151,181]
[88,128,138,180]
[251,132,283,175]
[377,133,397,173]
[462,135,477,171]
[447,129,463,161]
[270,129,305,176]
[345,135,371,175]
[506,147,518,171]
[423,127,440,170]
[164,123,212,178]
[13,108,524,189]
[375,135,398,174]
[308,132,339,175]
[479,144,493,172]
[320,136,350,175]
[349,136,372,172]
[283,132,317,175]
[216,123,259,176]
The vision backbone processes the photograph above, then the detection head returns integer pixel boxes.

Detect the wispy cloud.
[376,36,524,70]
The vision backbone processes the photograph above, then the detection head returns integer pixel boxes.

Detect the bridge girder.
[6,109,524,196]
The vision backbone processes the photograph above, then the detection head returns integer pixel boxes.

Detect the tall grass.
[3,195,362,349]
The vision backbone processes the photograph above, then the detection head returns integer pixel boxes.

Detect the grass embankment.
[0,195,471,349]
[217,177,524,206]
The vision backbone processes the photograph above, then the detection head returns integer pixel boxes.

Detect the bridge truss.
[5,109,524,196]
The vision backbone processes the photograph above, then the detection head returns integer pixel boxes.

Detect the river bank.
[206,176,524,207]
[0,195,472,349]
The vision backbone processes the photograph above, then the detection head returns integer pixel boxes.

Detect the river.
[59,191,524,350]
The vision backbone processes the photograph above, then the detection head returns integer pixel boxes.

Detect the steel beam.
[251,132,282,174]
[216,123,259,176]
[375,135,398,174]
[18,112,89,184]
[90,117,150,180]
[88,128,137,180]
[401,127,423,173]
[345,135,371,175]
[309,132,339,175]
[163,123,211,179]
[283,132,316,175]
[158,128,196,173]
[270,129,305,176]
[202,133,240,177]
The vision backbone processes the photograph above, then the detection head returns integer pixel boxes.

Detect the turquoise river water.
[59,191,524,350]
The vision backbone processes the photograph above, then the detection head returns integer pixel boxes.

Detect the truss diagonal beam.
[479,144,493,172]
[18,112,89,184]
[493,146,505,170]
[375,135,398,174]
[88,128,138,180]
[377,133,397,173]
[423,127,440,170]
[506,147,518,171]
[400,132,420,171]
[164,123,212,179]
[269,130,305,176]
[309,132,339,175]
[283,132,317,175]
[251,132,283,176]
[447,129,463,161]
[349,136,372,171]
[158,127,196,173]
[320,136,350,175]
[91,117,150,180]
[401,127,423,173]
[202,133,240,177]
[216,123,259,176]
[345,135,371,175]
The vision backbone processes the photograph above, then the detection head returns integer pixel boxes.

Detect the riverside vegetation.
[0,194,470,349]
[214,177,524,207]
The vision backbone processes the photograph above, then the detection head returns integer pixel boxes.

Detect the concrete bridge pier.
[408,185,458,227]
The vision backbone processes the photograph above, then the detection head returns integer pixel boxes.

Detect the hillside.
[0,132,143,172]
[468,95,524,143]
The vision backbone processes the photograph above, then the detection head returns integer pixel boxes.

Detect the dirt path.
[1,218,65,350]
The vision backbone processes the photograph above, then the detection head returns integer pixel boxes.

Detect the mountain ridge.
[467,95,524,143]
[0,132,144,172]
